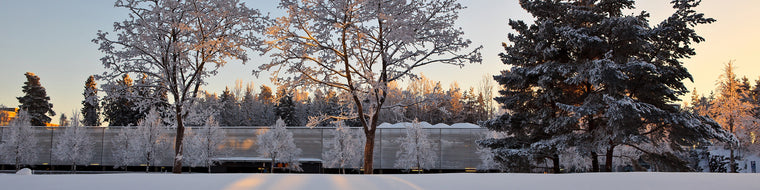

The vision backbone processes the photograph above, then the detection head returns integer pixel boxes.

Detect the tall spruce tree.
[709,61,757,172]
[481,0,734,173]
[81,75,101,126]
[17,72,55,126]
[102,74,141,126]
[219,87,239,126]
[276,93,297,126]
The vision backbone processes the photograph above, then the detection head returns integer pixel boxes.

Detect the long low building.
[0,125,489,173]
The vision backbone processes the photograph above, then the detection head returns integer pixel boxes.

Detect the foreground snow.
[1,172,758,190]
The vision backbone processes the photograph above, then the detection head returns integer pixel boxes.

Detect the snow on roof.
[377,122,481,128]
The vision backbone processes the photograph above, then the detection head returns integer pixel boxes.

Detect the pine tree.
[219,87,239,126]
[710,61,757,172]
[240,84,257,126]
[81,75,101,126]
[276,93,298,126]
[482,0,733,173]
[102,74,141,126]
[58,113,69,127]
[17,72,55,126]
[257,85,274,104]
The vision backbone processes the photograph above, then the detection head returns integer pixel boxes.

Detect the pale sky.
[0,0,758,121]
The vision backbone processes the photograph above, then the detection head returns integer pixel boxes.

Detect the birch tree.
[264,0,480,174]
[322,121,364,174]
[0,110,37,171]
[185,116,228,173]
[257,118,302,173]
[394,119,437,173]
[132,108,170,172]
[53,113,94,173]
[111,126,133,171]
[94,0,266,173]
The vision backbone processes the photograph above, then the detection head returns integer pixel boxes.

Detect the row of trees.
[1,73,102,128]
[0,109,219,173]
[94,0,480,173]
[478,0,736,173]
[0,110,439,173]
[95,74,496,128]
[687,61,760,172]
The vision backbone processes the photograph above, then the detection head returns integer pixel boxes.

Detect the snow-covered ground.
[1,172,758,190]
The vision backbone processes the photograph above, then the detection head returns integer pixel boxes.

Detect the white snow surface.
[0,173,757,190]
[377,122,481,128]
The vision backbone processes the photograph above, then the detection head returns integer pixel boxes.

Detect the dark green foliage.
[482,0,731,172]
[82,75,101,126]
[276,94,298,126]
[102,74,141,126]
[17,72,55,126]
[708,155,740,173]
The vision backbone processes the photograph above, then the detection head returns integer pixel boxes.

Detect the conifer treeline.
[100,75,497,127]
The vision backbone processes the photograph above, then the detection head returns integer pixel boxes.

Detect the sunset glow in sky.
[0,0,758,122]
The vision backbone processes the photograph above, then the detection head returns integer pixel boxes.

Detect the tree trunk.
[729,117,736,173]
[363,131,376,174]
[730,147,736,173]
[72,163,77,174]
[605,144,616,172]
[173,105,185,174]
[552,154,560,173]
[591,152,599,172]
[271,157,276,173]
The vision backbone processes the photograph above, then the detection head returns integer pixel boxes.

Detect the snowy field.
[1,172,759,190]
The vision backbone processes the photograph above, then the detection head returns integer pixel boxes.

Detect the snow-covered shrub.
[395,119,437,173]
[53,113,94,173]
[184,116,228,173]
[257,118,302,172]
[0,110,38,171]
[322,121,364,174]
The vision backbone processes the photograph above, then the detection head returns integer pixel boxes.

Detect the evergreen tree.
[102,74,141,126]
[709,61,757,172]
[17,72,55,126]
[58,113,69,127]
[134,74,171,125]
[481,0,733,173]
[81,75,101,126]
[219,87,239,126]
[276,93,298,126]
[240,84,257,126]
[257,85,274,104]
